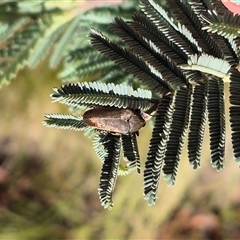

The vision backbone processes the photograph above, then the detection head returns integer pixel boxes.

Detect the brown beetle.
[83,107,146,134]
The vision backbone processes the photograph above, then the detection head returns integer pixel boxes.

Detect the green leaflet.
[93,133,137,176]
[50,14,82,68]
[0,17,52,86]
[41,0,240,210]
[203,22,240,39]
[51,81,154,111]
[187,82,208,170]
[28,14,68,68]
[43,113,90,131]
[202,10,240,39]
[0,0,138,86]
[121,133,141,174]
[144,95,171,205]
[180,54,231,82]
[98,133,121,210]
[207,77,225,171]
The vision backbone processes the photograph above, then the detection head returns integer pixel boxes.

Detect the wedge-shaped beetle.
[83,107,146,134]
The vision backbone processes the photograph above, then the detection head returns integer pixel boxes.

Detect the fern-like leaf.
[109,17,187,89]
[72,59,116,79]
[93,133,110,162]
[207,77,225,171]
[94,68,136,86]
[229,68,240,161]
[202,11,240,39]
[43,113,90,131]
[180,54,231,81]
[90,28,171,95]
[187,82,208,169]
[167,0,222,57]
[60,44,124,82]
[51,81,153,111]
[139,0,201,56]
[59,0,139,84]
[162,88,189,186]
[0,17,52,85]
[0,18,27,42]
[144,95,172,205]
[121,133,141,174]
[98,133,121,210]
[50,14,82,68]
[28,14,69,68]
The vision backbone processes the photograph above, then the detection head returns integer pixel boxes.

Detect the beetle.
[83,107,148,134]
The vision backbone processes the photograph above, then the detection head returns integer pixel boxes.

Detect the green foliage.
[0,0,138,86]
[180,54,231,81]
[0,16,52,85]
[3,0,240,238]
[121,133,141,174]
[97,133,121,210]
[202,10,240,39]
[50,81,153,111]
[187,82,208,169]
[85,0,240,206]
[43,113,90,131]
[2,0,240,211]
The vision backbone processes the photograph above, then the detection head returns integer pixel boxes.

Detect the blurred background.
[1,1,240,239]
